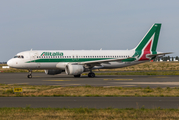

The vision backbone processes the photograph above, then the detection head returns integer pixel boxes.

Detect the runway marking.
[104,79,133,81]
[43,80,71,81]
[117,82,179,85]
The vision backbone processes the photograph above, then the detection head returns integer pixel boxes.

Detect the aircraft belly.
[25,63,58,69]
[39,63,57,69]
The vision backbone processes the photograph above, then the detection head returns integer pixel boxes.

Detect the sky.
[1,0,179,61]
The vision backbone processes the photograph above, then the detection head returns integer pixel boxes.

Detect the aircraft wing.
[78,57,136,66]
[146,52,173,58]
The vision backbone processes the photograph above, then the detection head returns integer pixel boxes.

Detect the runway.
[1,73,179,87]
[0,97,179,108]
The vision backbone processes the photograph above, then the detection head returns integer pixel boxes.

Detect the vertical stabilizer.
[133,23,161,60]
[134,23,161,52]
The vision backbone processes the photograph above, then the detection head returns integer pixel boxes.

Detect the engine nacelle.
[65,64,84,75]
[45,69,62,75]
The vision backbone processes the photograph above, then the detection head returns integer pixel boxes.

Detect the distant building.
[154,56,179,62]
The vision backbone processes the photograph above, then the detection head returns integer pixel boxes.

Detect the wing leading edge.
[78,57,136,66]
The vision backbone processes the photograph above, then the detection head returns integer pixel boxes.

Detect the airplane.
[7,23,171,78]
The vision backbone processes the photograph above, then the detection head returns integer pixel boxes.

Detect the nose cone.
[7,59,13,67]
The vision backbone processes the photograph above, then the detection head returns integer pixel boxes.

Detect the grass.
[0,107,179,119]
[1,62,179,73]
[1,84,179,97]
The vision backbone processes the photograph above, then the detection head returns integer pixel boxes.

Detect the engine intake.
[65,64,84,75]
[45,69,62,75]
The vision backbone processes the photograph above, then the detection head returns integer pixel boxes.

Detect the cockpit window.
[14,56,18,58]
[14,55,24,58]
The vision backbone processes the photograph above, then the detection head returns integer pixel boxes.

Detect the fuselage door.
[29,52,37,62]
[29,52,41,68]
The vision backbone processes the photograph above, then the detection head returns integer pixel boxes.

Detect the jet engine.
[45,69,62,75]
[65,64,84,75]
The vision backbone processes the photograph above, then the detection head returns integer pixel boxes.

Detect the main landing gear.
[88,72,95,78]
[73,73,95,78]
[27,70,32,78]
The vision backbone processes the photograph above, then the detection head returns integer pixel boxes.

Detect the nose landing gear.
[27,70,32,78]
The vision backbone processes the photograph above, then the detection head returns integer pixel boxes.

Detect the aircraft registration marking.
[43,80,71,81]
[104,79,133,80]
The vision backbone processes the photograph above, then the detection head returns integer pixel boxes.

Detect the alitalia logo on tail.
[41,52,63,56]
[133,23,161,61]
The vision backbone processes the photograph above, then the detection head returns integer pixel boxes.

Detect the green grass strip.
[0,107,179,119]
[1,84,179,97]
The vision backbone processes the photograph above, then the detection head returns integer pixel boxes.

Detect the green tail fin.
[134,23,161,53]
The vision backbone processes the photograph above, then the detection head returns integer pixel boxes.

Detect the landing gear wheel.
[88,72,95,78]
[27,74,32,78]
[27,70,32,78]
[74,74,81,77]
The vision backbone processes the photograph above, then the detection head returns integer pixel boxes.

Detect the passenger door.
[29,52,40,68]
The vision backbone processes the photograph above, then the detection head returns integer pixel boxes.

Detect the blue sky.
[1,0,179,61]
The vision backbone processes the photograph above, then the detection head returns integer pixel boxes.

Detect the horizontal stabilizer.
[146,52,173,58]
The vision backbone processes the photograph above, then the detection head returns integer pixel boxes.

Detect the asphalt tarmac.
[1,73,179,87]
[1,73,179,109]
[0,97,179,108]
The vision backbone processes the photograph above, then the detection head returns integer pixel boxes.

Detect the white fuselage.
[7,49,146,70]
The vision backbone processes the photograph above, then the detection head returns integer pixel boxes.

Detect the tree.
[167,56,170,61]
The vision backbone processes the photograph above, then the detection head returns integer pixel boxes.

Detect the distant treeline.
[0,62,7,64]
